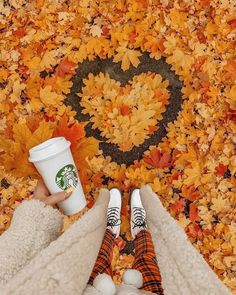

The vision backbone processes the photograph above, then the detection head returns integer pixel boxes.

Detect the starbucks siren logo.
[55,164,78,190]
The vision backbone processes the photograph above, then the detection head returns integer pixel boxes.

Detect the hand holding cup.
[29,137,86,215]
[33,178,74,207]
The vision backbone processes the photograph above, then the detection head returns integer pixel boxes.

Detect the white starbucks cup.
[28,137,87,215]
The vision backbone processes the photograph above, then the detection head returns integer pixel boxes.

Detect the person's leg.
[133,230,163,294]
[88,188,122,285]
[88,229,115,284]
[130,189,164,294]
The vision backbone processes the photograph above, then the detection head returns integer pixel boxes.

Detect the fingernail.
[65,187,74,198]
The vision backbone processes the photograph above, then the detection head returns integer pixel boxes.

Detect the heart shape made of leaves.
[78,72,170,152]
[65,53,183,165]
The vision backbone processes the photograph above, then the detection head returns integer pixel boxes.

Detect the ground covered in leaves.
[0,0,235,292]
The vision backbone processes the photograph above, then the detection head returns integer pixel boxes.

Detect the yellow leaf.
[205,22,218,36]
[1,141,37,178]
[73,137,99,170]
[13,149,38,178]
[70,44,87,63]
[37,0,45,7]
[25,76,42,111]
[183,162,202,187]
[169,8,187,29]
[10,80,26,103]
[166,48,194,71]
[0,102,9,113]
[175,145,198,166]
[90,25,102,37]
[26,121,54,150]
[0,69,9,82]
[26,56,41,71]
[178,215,191,229]
[40,50,58,70]
[40,85,64,107]
[0,137,13,153]
[28,98,43,112]
[211,196,227,213]
[13,122,32,148]
[113,46,142,71]
[55,77,73,94]
[150,178,168,195]
[226,85,236,110]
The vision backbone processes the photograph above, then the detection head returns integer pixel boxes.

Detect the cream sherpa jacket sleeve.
[140,185,231,295]
[0,189,110,295]
[0,199,63,285]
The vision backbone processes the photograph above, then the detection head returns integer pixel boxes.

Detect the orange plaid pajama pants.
[89,229,164,294]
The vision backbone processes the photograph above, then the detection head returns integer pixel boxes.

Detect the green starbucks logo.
[55,164,78,190]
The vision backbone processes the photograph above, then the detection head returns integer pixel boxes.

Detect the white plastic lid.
[28,137,71,163]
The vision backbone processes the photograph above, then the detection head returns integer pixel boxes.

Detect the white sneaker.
[130,189,147,239]
[107,188,122,238]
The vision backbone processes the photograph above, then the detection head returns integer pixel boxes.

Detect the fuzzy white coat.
[0,186,231,295]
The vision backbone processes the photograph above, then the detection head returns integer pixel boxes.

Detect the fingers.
[33,179,50,200]
[43,190,72,206]
[33,177,74,207]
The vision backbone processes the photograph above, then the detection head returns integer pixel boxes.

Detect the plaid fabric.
[89,228,163,294]
[88,229,115,285]
[133,230,164,294]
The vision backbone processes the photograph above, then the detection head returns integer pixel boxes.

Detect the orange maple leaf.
[193,56,207,71]
[155,88,169,105]
[120,104,131,116]
[168,172,182,183]
[52,114,85,151]
[227,19,236,29]
[144,148,172,169]
[129,31,138,43]
[169,198,186,216]
[55,57,76,78]
[26,114,44,133]
[102,27,110,36]
[215,163,228,177]
[91,171,104,185]
[224,60,236,80]
[148,125,159,134]
[189,203,200,223]
[182,185,200,201]
[12,27,26,38]
[186,223,203,240]
[33,42,45,55]
[201,0,211,6]
[135,0,148,9]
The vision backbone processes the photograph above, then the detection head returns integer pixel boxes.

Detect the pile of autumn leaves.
[0,0,235,292]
